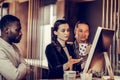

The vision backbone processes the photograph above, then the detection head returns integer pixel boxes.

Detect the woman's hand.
[63,56,83,70]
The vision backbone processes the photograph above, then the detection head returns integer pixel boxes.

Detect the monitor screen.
[83,27,114,73]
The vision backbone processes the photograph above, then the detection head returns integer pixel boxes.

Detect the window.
[39,4,56,68]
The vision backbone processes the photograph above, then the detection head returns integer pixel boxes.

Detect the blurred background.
[0,0,119,79]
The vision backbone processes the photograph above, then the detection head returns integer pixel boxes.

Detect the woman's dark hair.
[52,19,69,41]
[0,15,20,31]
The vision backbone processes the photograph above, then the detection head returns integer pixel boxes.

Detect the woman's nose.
[64,30,67,33]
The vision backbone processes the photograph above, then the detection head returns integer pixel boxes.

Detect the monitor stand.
[103,52,114,79]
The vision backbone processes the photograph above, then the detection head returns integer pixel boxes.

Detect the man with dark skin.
[0,15,29,80]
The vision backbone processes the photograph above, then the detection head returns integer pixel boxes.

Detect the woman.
[45,20,82,79]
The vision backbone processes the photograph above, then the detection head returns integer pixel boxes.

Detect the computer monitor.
[83,27,114,74]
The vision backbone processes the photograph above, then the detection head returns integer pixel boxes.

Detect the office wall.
[78,0,102,43]
[65,0,102,43]
[9,2,28,57]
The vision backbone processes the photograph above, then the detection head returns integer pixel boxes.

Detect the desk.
[51,78,101,80]
[25,59,48,69]
[76,76,120,80]
[76,78,101,80]
[102,76,120,80]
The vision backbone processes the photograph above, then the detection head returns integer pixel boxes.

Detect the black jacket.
[45,40,82,79]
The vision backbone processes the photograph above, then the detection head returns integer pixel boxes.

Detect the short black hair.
[75,20,90,29]
[0,15,20,31]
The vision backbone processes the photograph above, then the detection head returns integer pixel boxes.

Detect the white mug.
[64,71,76,80]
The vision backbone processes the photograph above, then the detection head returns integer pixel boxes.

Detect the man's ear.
[54,31,57,35]
[74,28,78,38]
[4,27,9,34]
[74,29,76,35]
